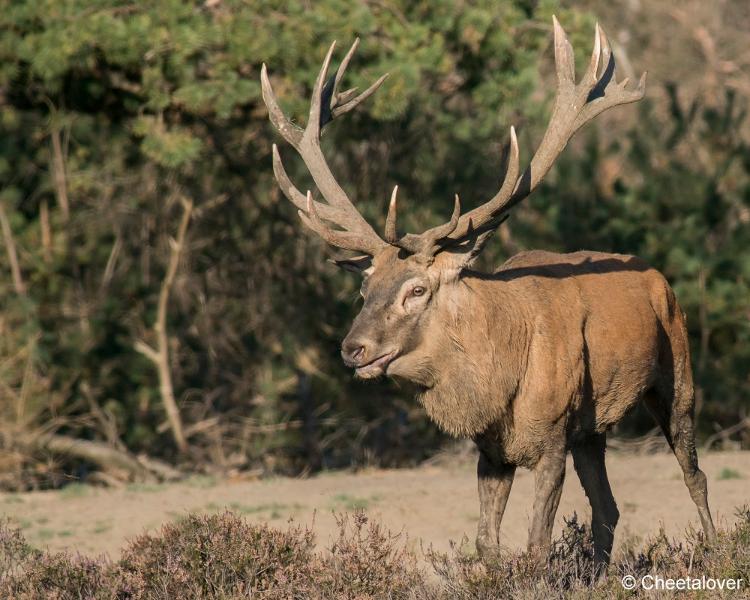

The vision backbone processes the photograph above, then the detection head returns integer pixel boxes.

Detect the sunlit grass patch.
[717,467,742,480]
[126,483,165,493]
[2,494,24,504]
[35,528,55,541]
[184,475,216,489]
[91,521,111,535]
[330,493,381,511]
[219,501,306,519]
[58,483,89,499]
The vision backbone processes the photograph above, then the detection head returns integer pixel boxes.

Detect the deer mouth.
[355,350,398,379]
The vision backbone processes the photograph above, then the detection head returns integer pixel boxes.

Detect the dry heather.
[1,508,748,599]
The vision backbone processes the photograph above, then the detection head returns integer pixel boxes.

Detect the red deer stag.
[260,18,717,569]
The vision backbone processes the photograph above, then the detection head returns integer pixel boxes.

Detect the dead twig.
[40,199,51,263]
[0,198,26,296]
[45,100,70,221]
[135,194,193,454]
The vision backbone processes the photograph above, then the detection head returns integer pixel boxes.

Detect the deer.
[260,17,718,571]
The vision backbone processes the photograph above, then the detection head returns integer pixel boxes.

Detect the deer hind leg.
[527,446,566,560]
[571,433,619,574]
[476,452,516,558]
[644,389,717,542]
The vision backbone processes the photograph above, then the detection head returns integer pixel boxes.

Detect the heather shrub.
[426,507,750,599]
[614,506,750,590]
[317,511,425,599]
[426,515,596,600]
[0,520,112,600]
[0,519,36,581]
[0,511,425,599]
[114,512,317,598]
[0,508,747,598]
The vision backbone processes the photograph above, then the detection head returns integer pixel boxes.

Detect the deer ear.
[330,255,374,275]
[434,228,497,275]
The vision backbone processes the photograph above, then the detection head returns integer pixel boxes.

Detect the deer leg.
[645,390,717,542]
[476,452,516,558]
[671,411,717,542]
[571,434,619,574]
[527,446,566,559]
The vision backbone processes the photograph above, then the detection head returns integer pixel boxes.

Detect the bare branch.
[50,126,70,221]
[0,198,26,296]
[134,339,159,364]
[40,199,51,263]
[135,196,193,454]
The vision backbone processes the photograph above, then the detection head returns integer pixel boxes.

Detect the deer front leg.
[476,452,516,558]
[527,446,567,560]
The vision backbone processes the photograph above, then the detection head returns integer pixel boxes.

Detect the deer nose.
[341,340,367,366]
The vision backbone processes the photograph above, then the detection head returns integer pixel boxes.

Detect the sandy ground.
[1,450,748,560]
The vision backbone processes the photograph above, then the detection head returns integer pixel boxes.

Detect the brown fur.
[340,246,717,568]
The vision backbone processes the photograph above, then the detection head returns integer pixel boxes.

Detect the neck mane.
[415,275,530,438]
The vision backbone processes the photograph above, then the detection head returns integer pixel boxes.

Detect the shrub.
[0,519,112,600]
[317,511,424,598]
[114,512,317,598]
[0,508,748,598]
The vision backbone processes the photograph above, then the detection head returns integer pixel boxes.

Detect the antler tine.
[299,192,385,255]
[581,19,602,90]
[333,73,390,119]
[384,185,399,243]
[272,144,351,223]
[571,25,647,132]
[421,194,461,244]
[262,40,389,255]
[438,126,519,243]
[318,38,390,127]
[307,41,337,138]
[332,39,359,106]
[260,64,303,149]
[596,23,611,81]
[553,14,576,87]
[389,193,463,255]
[271,143,307,208]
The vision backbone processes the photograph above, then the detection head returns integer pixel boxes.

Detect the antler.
[261,39,389,255]
[387,17,646,254]
[384,186,462,255]
[263,19,645,262]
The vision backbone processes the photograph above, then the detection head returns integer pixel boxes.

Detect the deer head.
[261,18,646,381]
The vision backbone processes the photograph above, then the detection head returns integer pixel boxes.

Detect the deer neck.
[414,275,530,438]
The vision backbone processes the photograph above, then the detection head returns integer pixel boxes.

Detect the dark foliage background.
[0,0,748,488]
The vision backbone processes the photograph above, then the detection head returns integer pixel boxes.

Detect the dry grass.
[1,507,748,599]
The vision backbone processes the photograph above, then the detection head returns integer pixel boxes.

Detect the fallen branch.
[704,417,750,451]
[607,428,670,454]
[9,430,182,483]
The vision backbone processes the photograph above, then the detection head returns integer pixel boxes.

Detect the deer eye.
[411,286,425,297]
